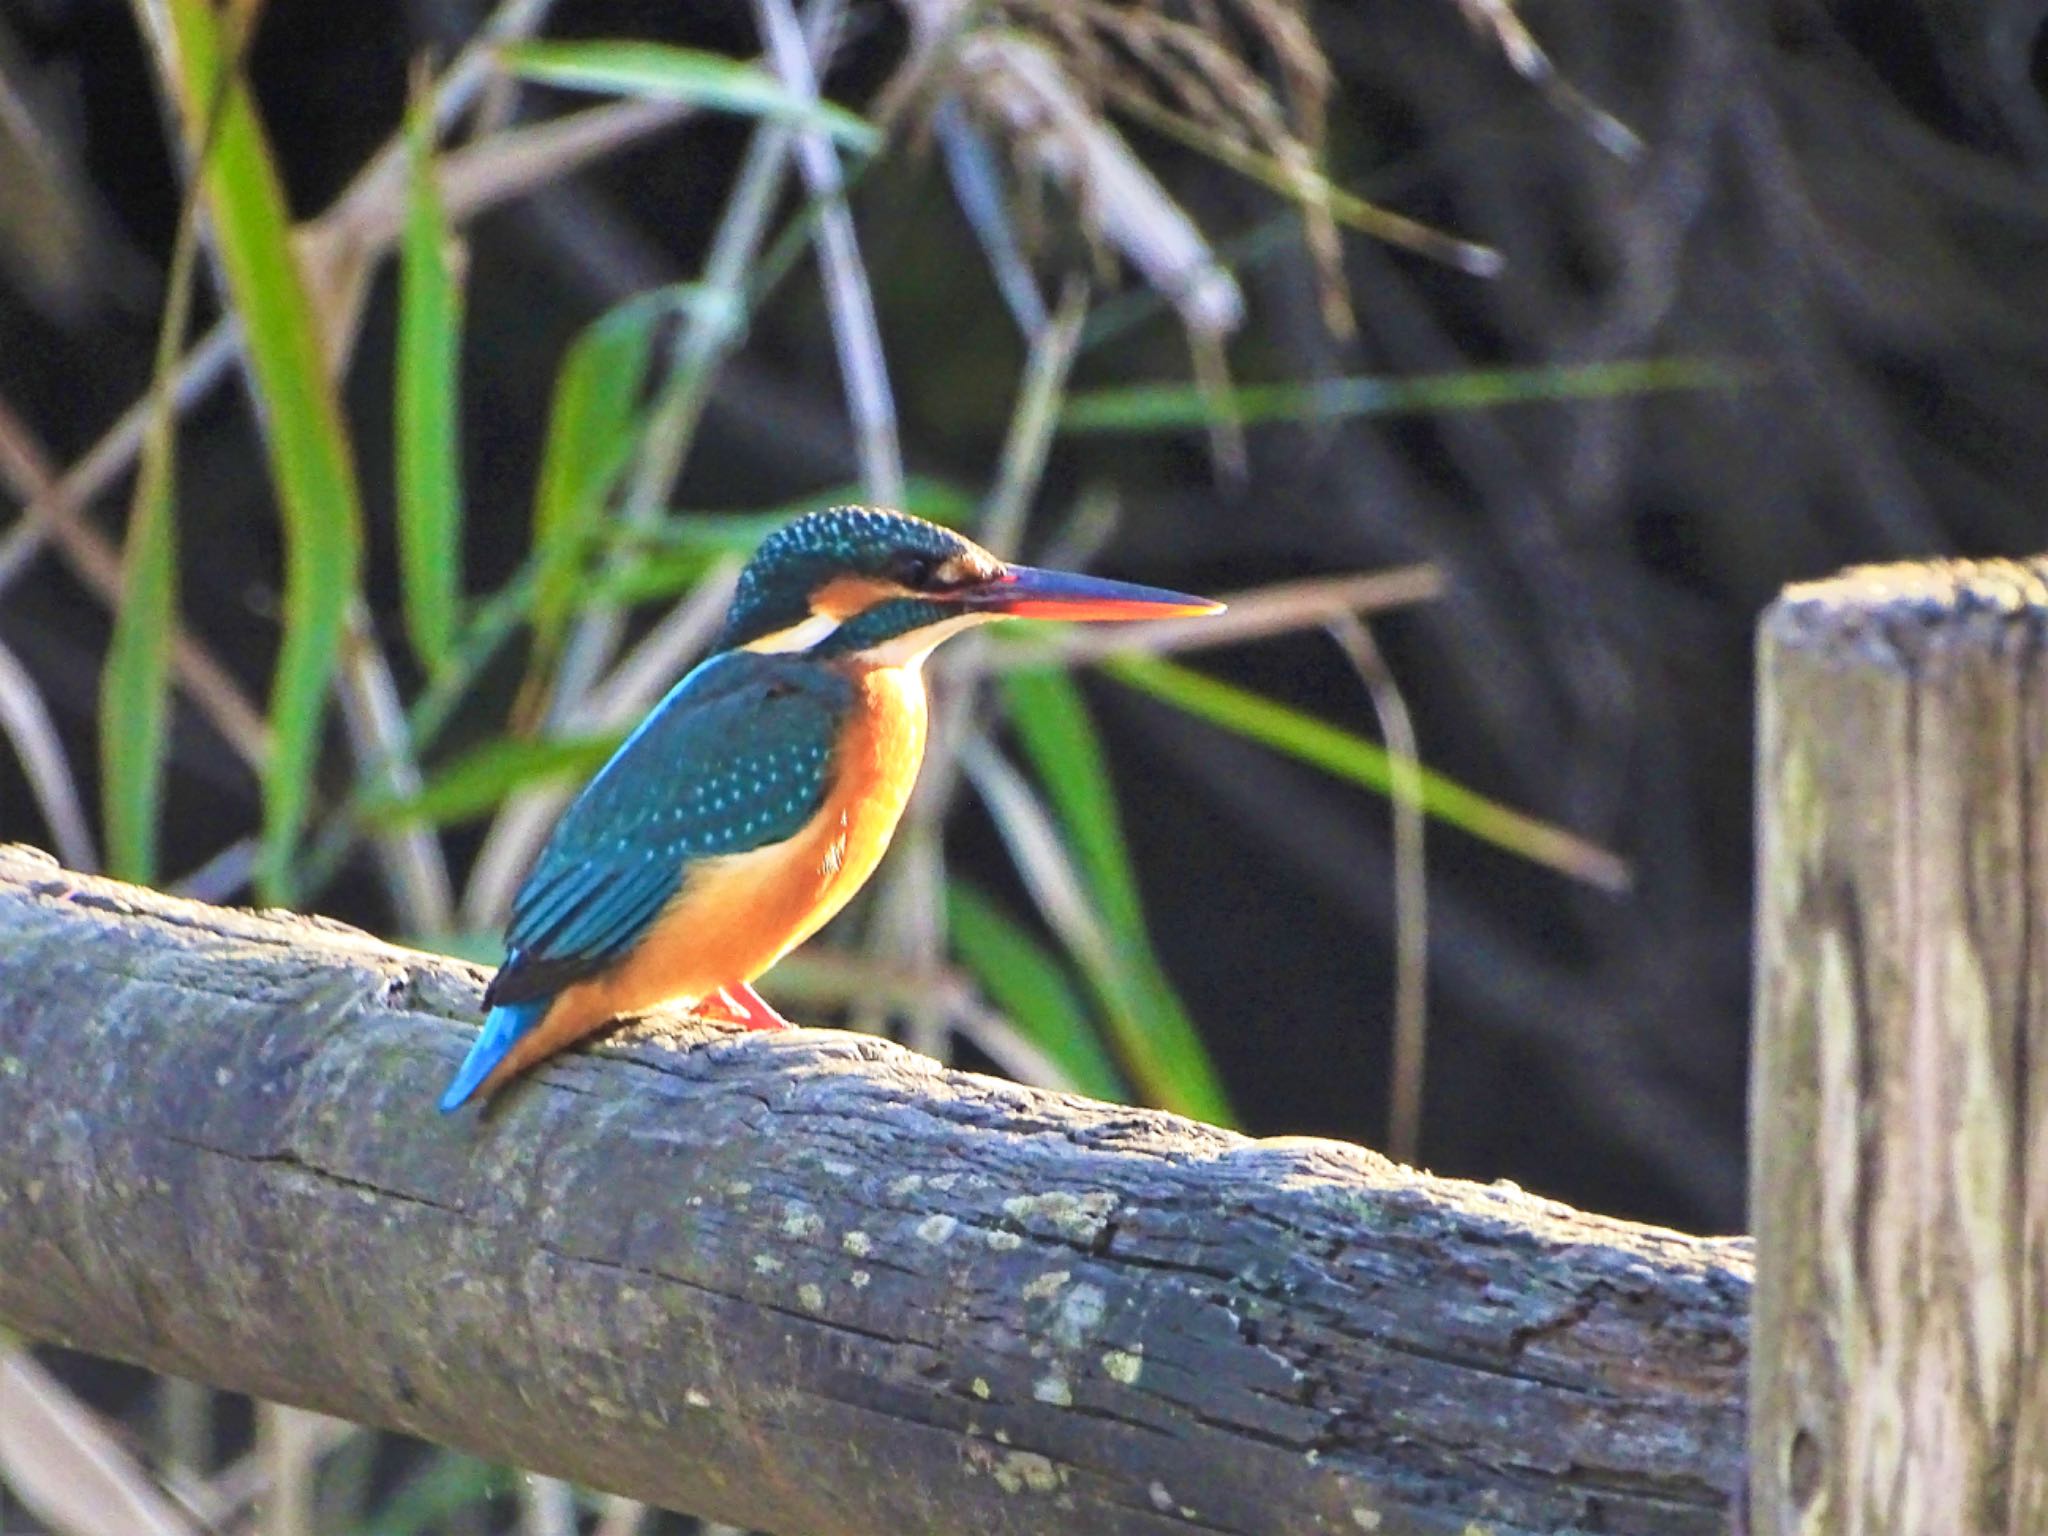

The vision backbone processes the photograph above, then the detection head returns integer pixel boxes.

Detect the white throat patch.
[852,610,1001,671]
[742,611,844,655]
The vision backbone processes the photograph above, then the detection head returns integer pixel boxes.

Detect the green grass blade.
[998,670,1232,1123]
[99,36,217,886]
[1084,951,1231,1124]
[100,379,181,887]
[1101,654,1630,891]
[654,474,973,539]
[406,563,536,750]
[528,289,678,663]
[584,545,747,609]
[1060,357,1749,433]
[395,76,465,676]
[1000,669,1145,934]
[589,476,977,605]
[365,1453,501,1536]
[500,40,878,151]
[949,881,1124,1101]
[1101,86,1502,277]
[365,732,621,828]
[164,0,365,904]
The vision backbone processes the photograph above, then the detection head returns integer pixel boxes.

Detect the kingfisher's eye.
[890,552,938,589]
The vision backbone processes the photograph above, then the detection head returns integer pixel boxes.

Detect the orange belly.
[478,664,928,1094]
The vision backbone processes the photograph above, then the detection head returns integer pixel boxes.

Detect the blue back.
[484,649,854,1008]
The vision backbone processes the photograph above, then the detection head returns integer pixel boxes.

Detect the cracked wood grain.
[0,845,1747,1536]
[1752,560,2048,1536]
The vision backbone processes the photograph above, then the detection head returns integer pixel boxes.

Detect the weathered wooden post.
[1752,560,2048,1533]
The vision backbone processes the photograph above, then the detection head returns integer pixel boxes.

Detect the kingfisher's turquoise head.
[715,506,1224,667]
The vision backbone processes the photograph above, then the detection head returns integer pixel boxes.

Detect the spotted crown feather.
[716,507,988,652]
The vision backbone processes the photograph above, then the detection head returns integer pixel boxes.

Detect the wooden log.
[0,844,1748,1536]
[1751,560,2048,1534]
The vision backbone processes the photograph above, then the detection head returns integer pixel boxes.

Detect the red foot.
[703,982,794,1032]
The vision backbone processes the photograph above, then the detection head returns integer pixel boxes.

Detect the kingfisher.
[439,506,1223,1111]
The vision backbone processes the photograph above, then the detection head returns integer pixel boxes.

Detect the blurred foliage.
[9,0,2037,1524]
[501,38,880,150]
[1059,356,1748,432]
[524,285,680,679]
[1000,666,1233,1119]
[395,72,465,679]
[8,0,1659,1143]
[1098,654,1629,889]
[160,0,368,905]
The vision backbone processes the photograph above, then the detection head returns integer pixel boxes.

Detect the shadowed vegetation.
[3,0,2041,1528]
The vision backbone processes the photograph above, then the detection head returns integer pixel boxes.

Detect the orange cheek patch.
[813,574,898,619]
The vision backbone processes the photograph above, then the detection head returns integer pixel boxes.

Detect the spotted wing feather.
[484,652,852,1007]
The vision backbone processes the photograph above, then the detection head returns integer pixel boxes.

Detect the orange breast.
[576,663,927,1017]
[478,666,931,1094]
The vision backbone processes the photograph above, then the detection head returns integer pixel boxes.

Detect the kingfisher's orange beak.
[964,564,1225,622]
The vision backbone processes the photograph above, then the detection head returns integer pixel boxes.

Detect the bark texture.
[0,845,1747,1536]
[1752,560,2048,1535]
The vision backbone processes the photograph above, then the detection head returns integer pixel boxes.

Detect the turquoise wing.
[483,651,852,1008]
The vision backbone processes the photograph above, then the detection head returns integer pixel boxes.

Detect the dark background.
[4,0,2047,1252]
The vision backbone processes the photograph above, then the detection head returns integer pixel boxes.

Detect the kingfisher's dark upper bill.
[964,565,1226,622]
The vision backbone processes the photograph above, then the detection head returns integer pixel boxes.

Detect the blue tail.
[440,999,549,1113]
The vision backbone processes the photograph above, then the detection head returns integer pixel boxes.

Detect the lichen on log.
[0,845,1747,1535]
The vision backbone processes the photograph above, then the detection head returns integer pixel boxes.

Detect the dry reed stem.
[755,0,905,506]
[0,639,96,872]
[1328,613,1428,1165]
